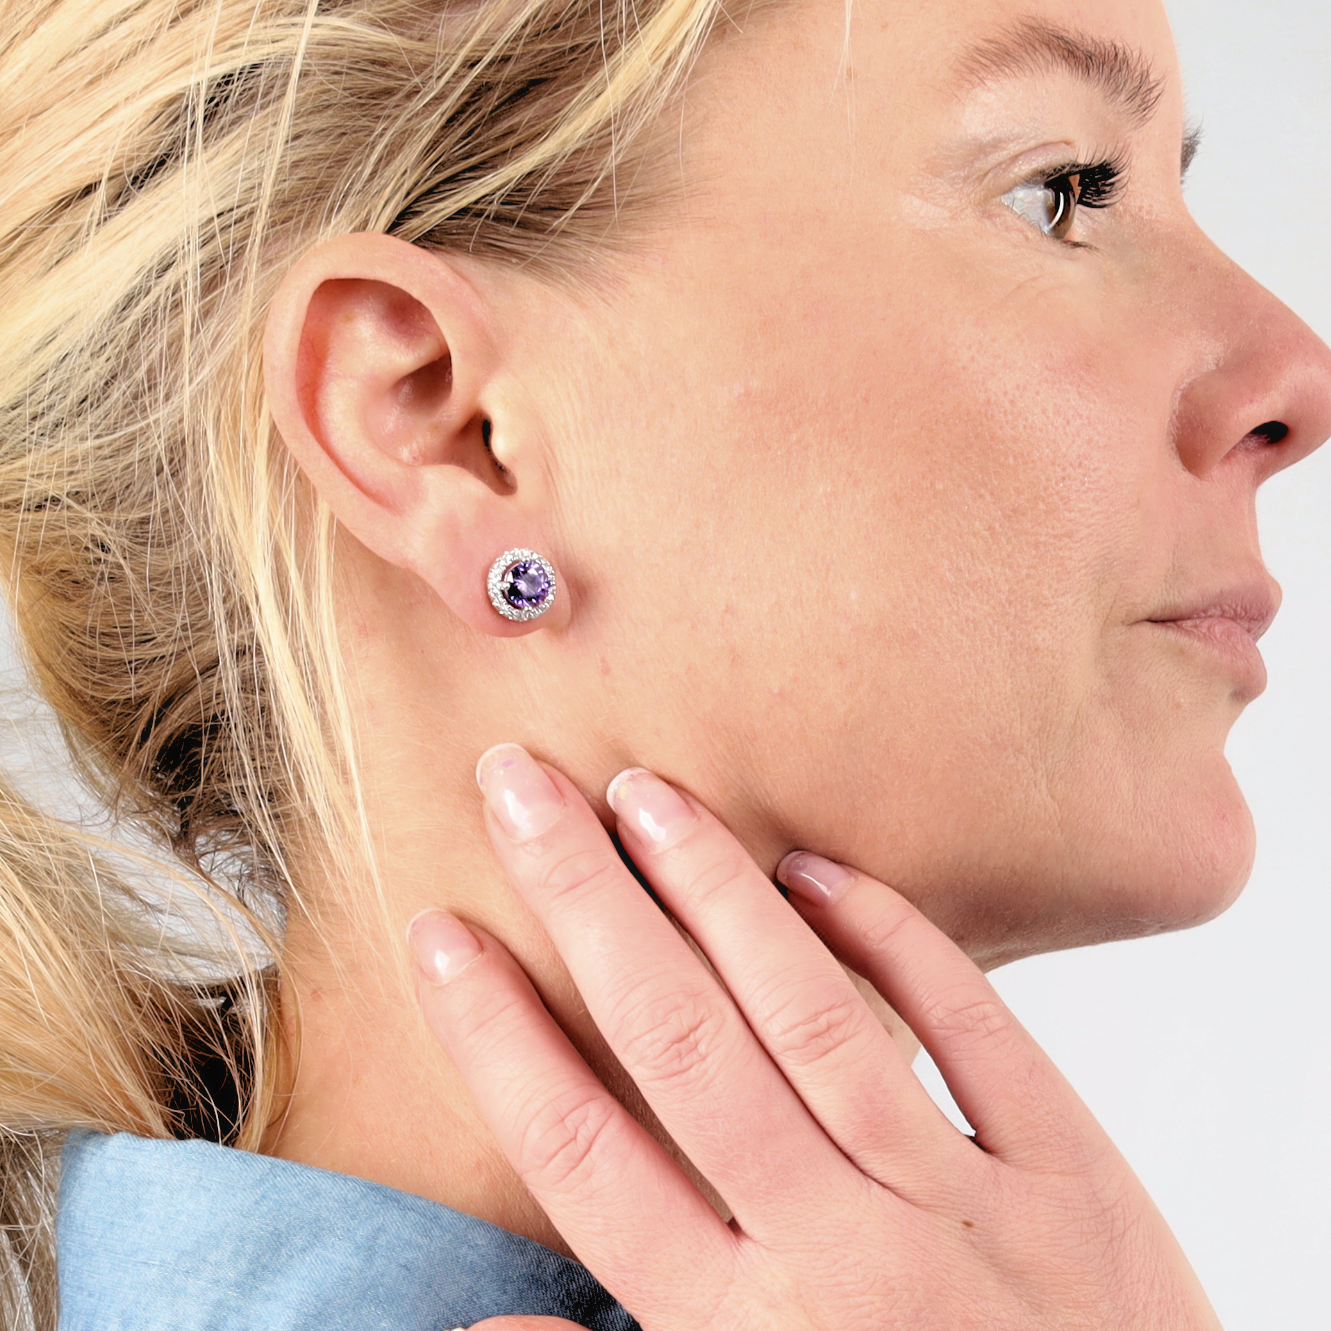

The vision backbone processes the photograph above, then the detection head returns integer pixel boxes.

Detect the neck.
[262,552,915,1251]
[264,806,616,1255]
[262,760,916,1254]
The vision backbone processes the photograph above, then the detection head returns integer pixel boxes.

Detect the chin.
[945,756,1258,971]
[1119,747,1258,931]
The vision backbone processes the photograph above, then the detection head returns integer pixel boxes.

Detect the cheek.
[788,289,1250,927]
[569,250,1255,944]
[792,296,1162,729]
[869,304,1257,917]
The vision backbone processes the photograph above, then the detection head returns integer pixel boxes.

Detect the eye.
[1001,157,1126,243]
[1002,174,1079,239]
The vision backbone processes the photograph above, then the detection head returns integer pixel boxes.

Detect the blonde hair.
[0,0,728,1322]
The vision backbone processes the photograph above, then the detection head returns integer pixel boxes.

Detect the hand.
[410,747,1220,1331]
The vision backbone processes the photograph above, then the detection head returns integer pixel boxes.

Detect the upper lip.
[1145,575,1282,641]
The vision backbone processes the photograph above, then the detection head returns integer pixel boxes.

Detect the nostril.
[1247,421,1290,445]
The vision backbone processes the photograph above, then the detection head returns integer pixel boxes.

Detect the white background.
[919,3,1331,1327]
[0,1,1326,1326]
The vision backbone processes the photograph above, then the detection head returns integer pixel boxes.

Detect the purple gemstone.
[503,559,551,610]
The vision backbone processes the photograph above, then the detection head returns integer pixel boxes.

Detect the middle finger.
[476,744,856,1231]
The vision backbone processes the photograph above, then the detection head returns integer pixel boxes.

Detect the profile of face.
[269,0,1331,970]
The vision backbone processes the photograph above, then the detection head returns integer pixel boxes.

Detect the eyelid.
[980,138,1131,193]
[1028,152,1127,198]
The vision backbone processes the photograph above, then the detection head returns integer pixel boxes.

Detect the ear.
[263,232,568,636]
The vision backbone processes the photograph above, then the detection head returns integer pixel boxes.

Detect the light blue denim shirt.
[57,1131,639,1331]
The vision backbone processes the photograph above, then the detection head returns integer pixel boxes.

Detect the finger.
[474,744,858,1231]
[780,855,1109,1166]
[409,909,732,1310]
[606,767,973,1197]
[466,1319,589,1330]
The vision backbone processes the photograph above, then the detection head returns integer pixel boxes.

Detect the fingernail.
[606,767,698,852]
[776,851,854,906]
[475,743,564,842]
[408,910,483,985]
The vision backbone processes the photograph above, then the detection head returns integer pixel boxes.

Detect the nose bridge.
[1169,226,1331,480]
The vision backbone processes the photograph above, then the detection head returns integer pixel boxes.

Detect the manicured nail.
[408,910,483,985]
[475,743,564,842]
[777,851,854,906]
[606,767,698,852]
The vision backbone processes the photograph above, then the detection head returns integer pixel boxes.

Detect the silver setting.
[486,547,558,622]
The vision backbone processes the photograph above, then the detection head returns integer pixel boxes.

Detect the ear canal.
[480,418,516,492]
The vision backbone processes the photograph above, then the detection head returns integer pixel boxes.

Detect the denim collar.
[57,1131,638,1331]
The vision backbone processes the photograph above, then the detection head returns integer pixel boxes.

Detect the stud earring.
[487,548,558,622]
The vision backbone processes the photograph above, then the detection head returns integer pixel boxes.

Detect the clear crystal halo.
[486,547,558,623]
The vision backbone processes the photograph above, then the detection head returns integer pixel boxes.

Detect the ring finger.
[605,766,976,1198]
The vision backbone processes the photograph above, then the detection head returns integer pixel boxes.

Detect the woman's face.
[483,0,1331,964]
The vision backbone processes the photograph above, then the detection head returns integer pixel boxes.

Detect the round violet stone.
[502,559,552,610]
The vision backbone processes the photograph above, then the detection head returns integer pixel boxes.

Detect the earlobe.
[263,232,568,638]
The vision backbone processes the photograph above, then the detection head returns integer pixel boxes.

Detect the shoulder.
[57,1131,637,1331]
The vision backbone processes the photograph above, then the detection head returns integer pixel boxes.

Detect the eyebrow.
[958,18,1166,126]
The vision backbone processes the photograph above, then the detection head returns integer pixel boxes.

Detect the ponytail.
[0,0,727,1322]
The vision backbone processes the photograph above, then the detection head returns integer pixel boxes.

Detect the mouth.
[1142,577,1281,695]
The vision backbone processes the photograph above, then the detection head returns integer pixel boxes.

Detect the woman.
[1,0,1327,1323]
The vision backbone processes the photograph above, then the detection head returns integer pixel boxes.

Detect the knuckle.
[533,844,623,907]
[512,1084,624,1196]
[673,842,750,907]
[612,980,734,1091]
[759,982,866,1070]
[470,1320,580,1331]
[856,899,916,959]
[443,979,529,1053]
[921,985,1013,1053]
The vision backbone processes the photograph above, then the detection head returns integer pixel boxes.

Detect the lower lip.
[1148,617,1268,694]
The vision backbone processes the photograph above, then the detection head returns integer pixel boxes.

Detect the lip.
[1141,577,1281,695]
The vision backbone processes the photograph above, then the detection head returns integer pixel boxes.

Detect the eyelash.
[1048,153,1128,211]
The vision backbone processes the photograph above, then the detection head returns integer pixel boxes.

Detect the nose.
[1170,236,1331,485]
